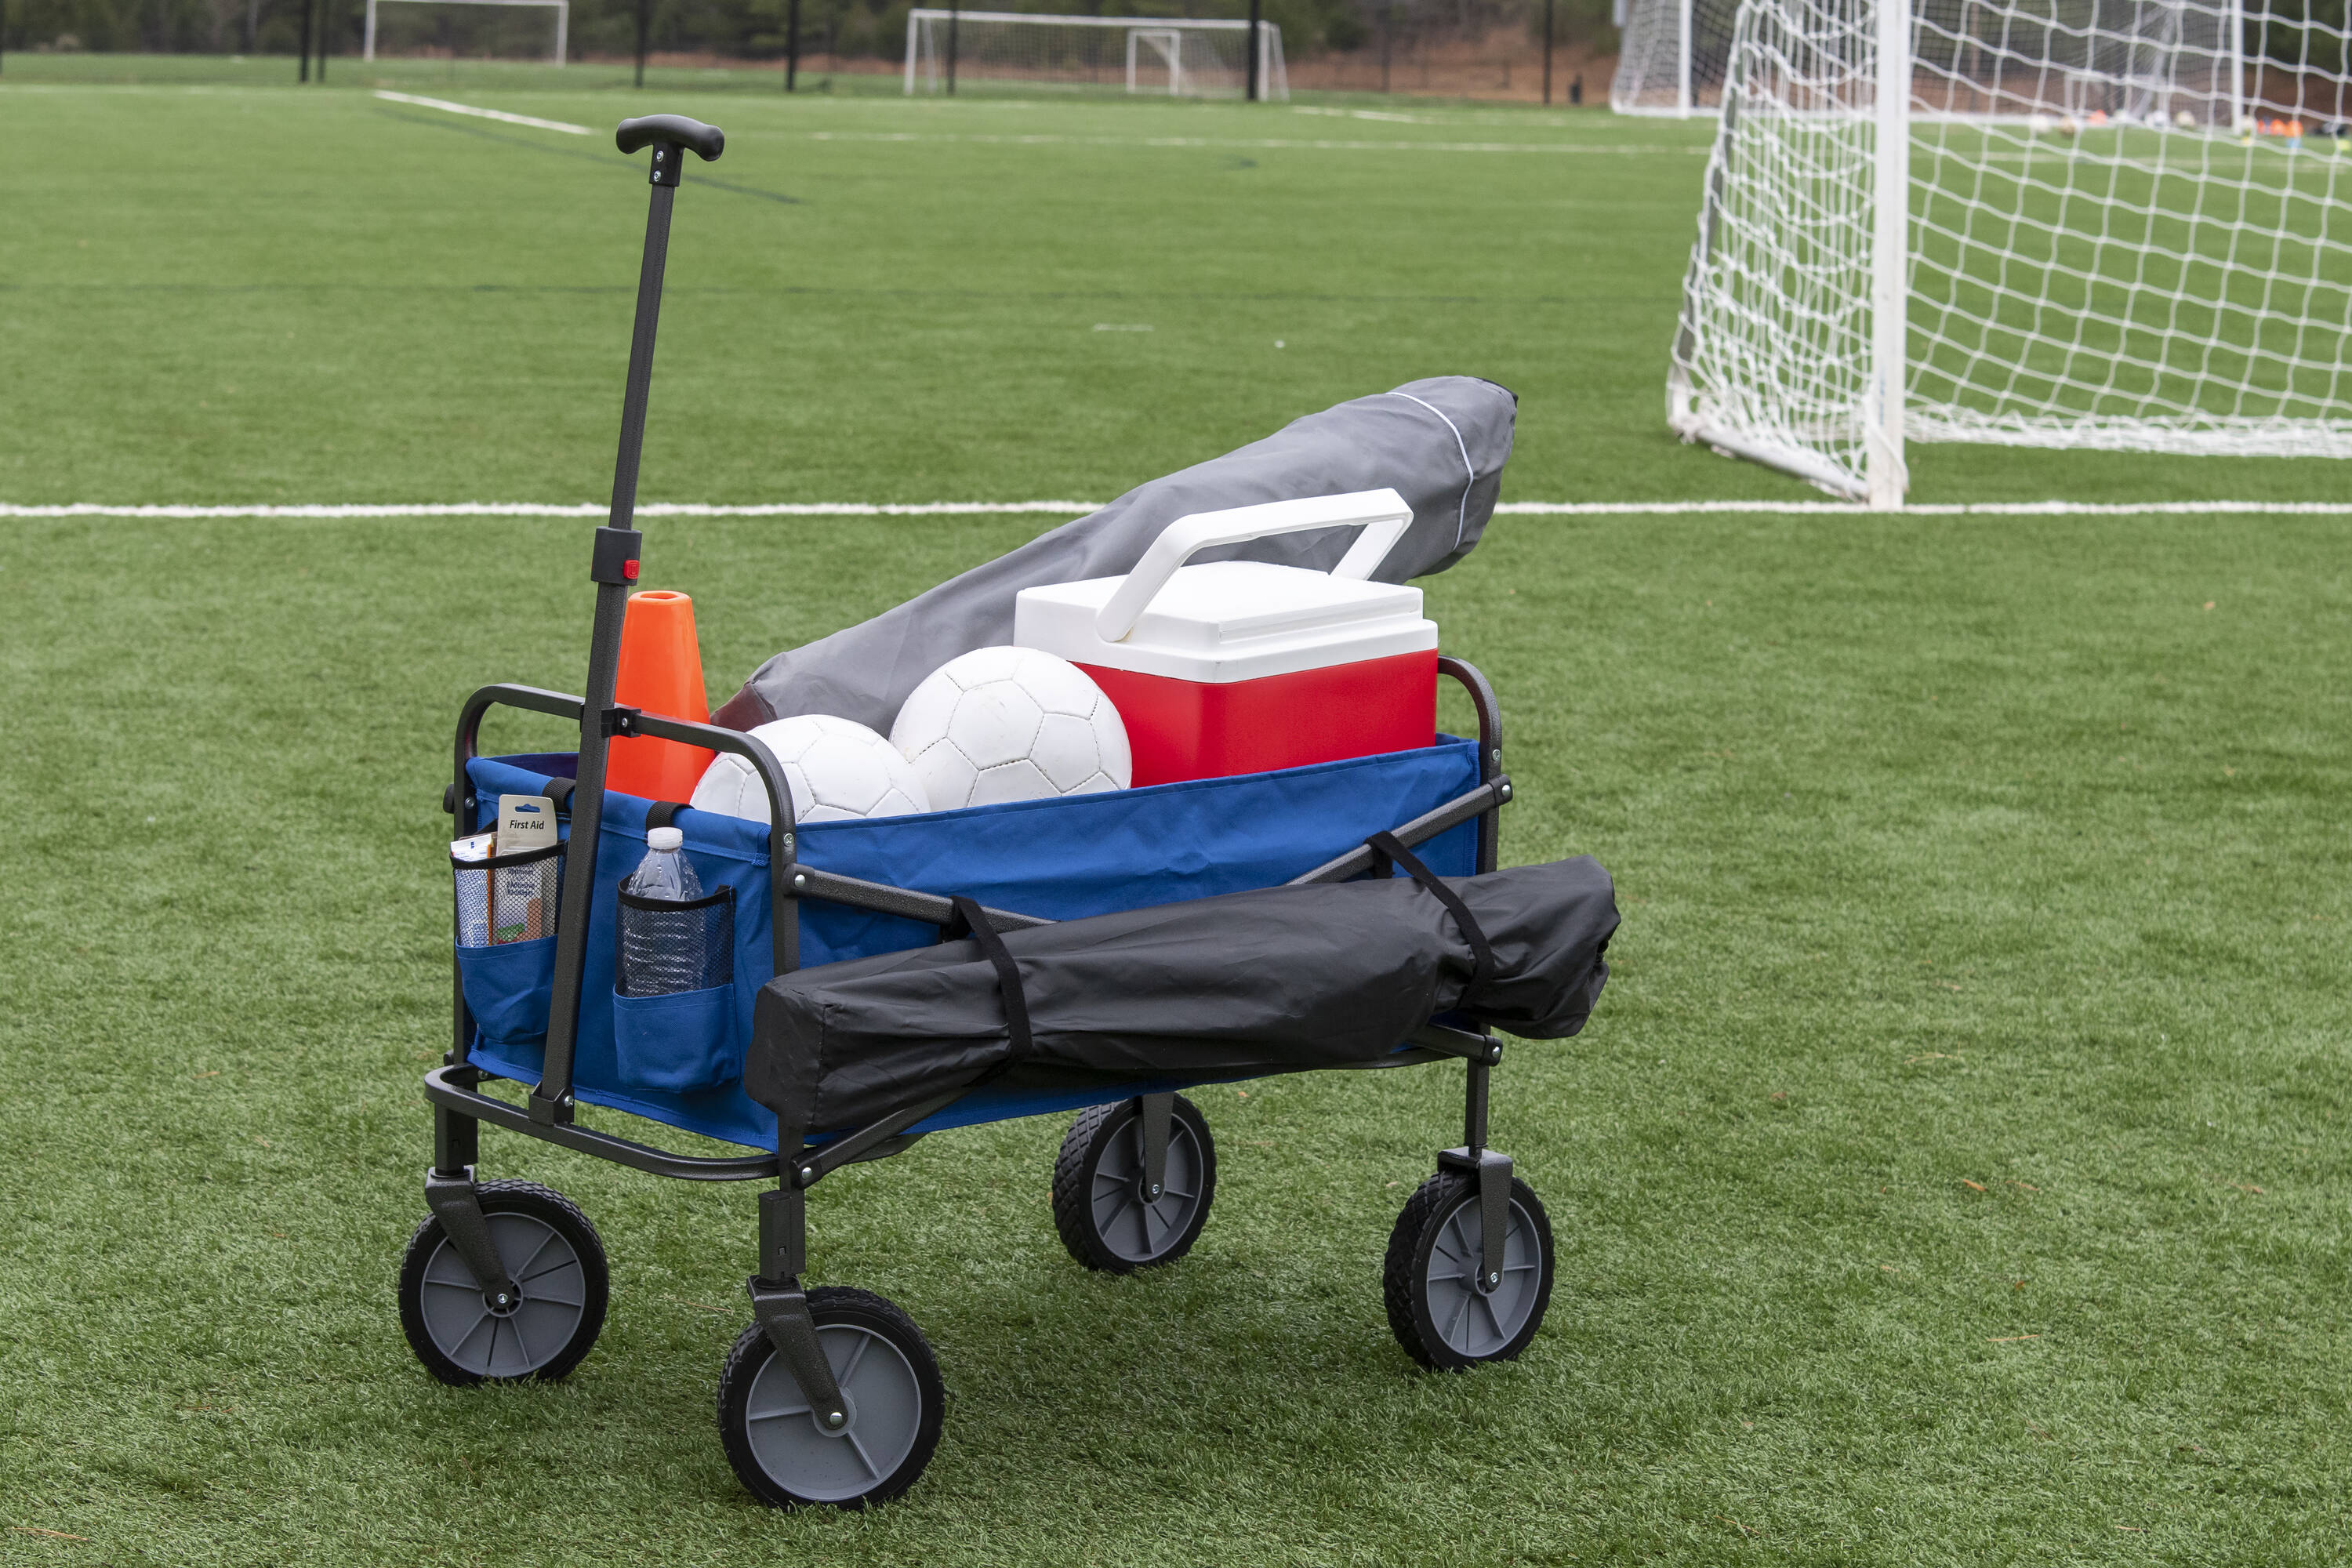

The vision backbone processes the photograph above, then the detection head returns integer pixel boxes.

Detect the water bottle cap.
[647,826,684,851]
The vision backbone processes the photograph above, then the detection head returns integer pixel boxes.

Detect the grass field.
[6,71,2352,1566]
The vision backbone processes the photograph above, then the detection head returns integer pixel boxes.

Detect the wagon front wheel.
[1382,1171,1554,1370]
[717,1287,944,1509]
[397,1178,608,1385]
[1052,1093,1217,1272]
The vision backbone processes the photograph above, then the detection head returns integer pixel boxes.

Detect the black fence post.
[1380,2,1392,93]
[1542,0,1553,104]
[1245,0,1260,100]
[634,0,648,87]
[946,0,958,93]
[298,0,314,81]
[786,0,799,89]
[318,0,331,80]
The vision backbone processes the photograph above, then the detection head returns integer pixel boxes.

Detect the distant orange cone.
[606,590,715,802]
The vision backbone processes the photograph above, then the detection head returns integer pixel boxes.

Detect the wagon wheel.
[1052,1093,1217,1272]
[717,1287,944,1509]
[1382,1171,1554,1370]
[397,1179,609,1385]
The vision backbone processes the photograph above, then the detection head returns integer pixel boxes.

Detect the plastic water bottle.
[619,826,709,996]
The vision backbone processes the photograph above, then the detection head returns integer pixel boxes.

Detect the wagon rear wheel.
[1382,1171,1553,1370]
[717,1287,943,1510]
[397,1179,608,1385]
[1052,1093,1217,1272]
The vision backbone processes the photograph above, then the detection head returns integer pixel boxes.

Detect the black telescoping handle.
[616,114,725,165]
[528,111,727,1127]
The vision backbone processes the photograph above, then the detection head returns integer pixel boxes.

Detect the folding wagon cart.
[399,114,1613,1509]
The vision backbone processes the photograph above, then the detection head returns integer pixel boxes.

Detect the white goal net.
[1667,0,2352,503]
[903,11,1287,99]
[1613,0,1738,114]
[363,0,568,64]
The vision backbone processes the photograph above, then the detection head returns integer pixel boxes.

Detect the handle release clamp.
[590,526,642,585]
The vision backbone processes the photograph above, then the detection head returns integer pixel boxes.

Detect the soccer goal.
[1667,0,2352,504]
[362,0,568,64]
[1611,0,1737,115]
[903,11,1287,100]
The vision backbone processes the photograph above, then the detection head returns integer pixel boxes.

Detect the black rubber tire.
[1051,1094,1217,1272]
[397,1178,609,1387]
[1382,1171,1555,1371]
[717,1287,946,1510]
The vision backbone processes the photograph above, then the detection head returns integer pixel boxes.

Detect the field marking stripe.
[0,502,1105,518]
[12,499,2352,518]
[1495,500,2352,516]
[374,90,592,136]
[806,131,1707,156]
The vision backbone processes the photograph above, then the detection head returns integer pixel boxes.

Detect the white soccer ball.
[2176,110,2199,129]
[888,646,1131,810]
[688,715,930,824]
[2058,114,2081,137]
[2028,113,2053,134]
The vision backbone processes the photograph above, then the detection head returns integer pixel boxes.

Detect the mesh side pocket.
[616,885,735,996]
[454,841,564,948]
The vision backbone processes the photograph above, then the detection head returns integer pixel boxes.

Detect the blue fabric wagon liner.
[459,739,1483,1150]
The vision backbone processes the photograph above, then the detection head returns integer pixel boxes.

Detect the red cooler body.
[1013,490,1439,786]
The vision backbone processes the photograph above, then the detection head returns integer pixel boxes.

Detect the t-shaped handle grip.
[615,114,725,183]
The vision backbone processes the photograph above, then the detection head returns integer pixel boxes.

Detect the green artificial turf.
[8,78,2350,509]
[5,77,2352,1566]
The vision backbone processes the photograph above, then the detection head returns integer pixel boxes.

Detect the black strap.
[1366,830,1494,993]
[542,776,576,812]
[644,799,686,831]
[947,896,1034,1069]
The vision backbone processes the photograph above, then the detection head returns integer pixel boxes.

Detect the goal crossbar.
[905,10,1261,31]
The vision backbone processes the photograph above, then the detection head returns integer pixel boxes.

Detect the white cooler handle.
[1094,488,1414,643]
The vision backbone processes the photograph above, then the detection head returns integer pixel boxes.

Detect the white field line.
[805,130,1708,156]
[11,499,2352,519]
[1495,499,2352,516]
[0,501,1105,519]
[374,89,591,136]
[1292,105,1612,131]
[1294,106,1446,123]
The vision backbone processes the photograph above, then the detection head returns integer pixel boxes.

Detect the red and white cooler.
[1013,490,1439,786]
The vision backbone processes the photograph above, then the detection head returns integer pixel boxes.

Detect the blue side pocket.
[611,985,742,1094]
[456,937,558,1048]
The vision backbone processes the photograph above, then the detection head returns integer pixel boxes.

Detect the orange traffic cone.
[606,590,715,802]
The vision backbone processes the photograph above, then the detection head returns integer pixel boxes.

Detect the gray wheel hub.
[742,1324,924,1503]
[1091,1116,1204,1264]
[416,1212,588,1377]
[1423,1196,1542,1359]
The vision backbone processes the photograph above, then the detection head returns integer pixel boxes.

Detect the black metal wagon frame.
[399,111,1554,1511]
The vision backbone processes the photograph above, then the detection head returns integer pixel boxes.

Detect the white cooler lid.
[1015,560,1437,684]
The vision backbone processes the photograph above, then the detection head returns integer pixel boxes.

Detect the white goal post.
[903,10,1287,100]
[1667,0,2352,505]
[363,0,569,64]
